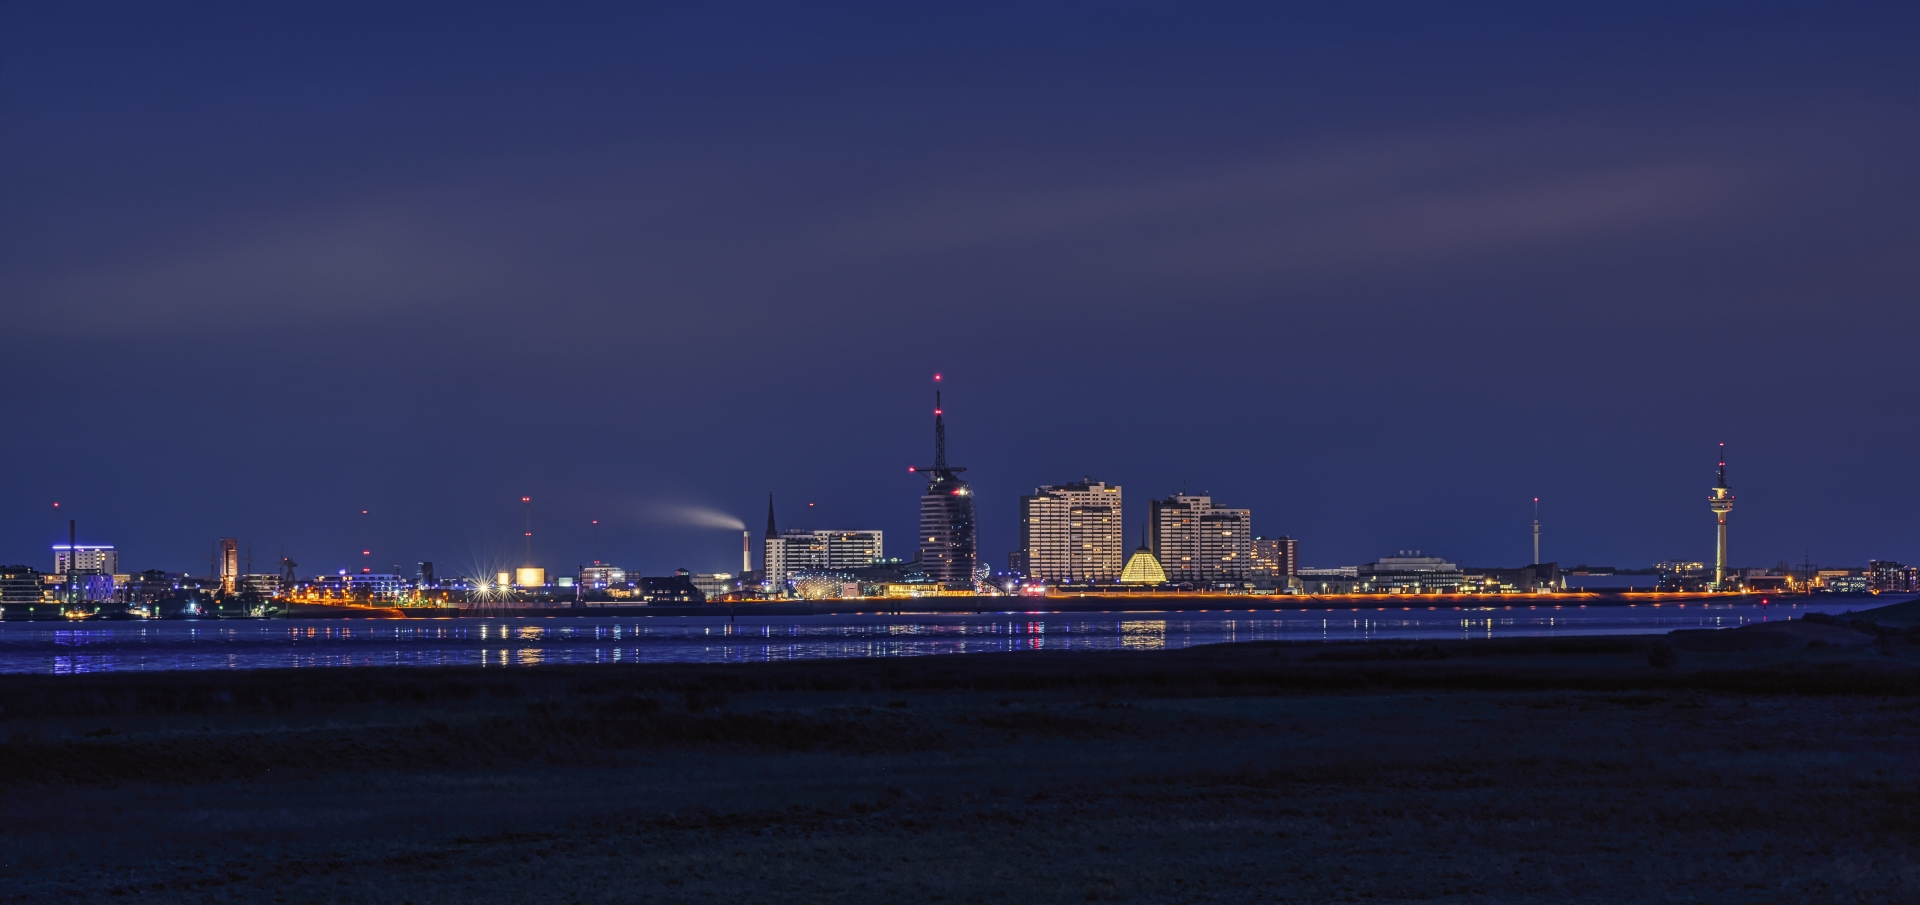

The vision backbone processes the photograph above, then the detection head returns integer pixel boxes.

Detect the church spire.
[765,493,777,539]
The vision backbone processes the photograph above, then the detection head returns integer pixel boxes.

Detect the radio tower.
[522,497,534,566]
[1708,443,1735,591]
[1532,497,1541,566]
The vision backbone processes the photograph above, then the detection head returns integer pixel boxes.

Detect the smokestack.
[742,530,750,574]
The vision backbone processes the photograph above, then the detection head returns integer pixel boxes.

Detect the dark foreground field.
[3,620,1918,903]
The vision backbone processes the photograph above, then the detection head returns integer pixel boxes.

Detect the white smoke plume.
[648,504,746,532]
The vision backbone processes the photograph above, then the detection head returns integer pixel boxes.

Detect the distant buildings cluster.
[6,392,1914,618]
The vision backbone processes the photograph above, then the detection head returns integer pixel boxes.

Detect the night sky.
[3,2,1915,579]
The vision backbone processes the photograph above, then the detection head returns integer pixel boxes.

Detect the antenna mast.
[933,380,947,470]
[522,497,533,566]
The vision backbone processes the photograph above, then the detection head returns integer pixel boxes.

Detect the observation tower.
[1707,444,1735,591]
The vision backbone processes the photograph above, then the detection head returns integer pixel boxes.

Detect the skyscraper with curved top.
[912,376,976,590]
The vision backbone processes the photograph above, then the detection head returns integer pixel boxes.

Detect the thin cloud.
[812,115,1758,279]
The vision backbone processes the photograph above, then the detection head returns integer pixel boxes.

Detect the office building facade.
[1019,479,1123,583]
[1149,494,1252,585]
[766,530,884,588]
[1250,536,1298,585]
[53,544,118,576]
[1357,553,1468,593]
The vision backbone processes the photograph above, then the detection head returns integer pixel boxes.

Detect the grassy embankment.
[1,609,1917,903]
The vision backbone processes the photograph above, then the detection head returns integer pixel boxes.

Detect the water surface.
[0,599,1869,674]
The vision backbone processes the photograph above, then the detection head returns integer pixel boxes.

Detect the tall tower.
[218,537,239,592]
[1532,498,1541,565]
[521,496,533,565]
[910,375,977,589]
[1707,443,1735,591]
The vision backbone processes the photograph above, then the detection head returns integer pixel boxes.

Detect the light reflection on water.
[0,600,1872,674]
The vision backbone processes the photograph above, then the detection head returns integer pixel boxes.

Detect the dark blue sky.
[2,2,1915,577]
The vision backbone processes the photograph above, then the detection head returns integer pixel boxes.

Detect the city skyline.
[11,437,1891,583]
[2,5,1914,577]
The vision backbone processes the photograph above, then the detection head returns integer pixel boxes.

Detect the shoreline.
[11,590,1901,622]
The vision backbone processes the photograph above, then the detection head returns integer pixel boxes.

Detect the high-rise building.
[912,379,976,589]
[217,538,239,592]
[1019,479,1123,583]
[1150,493,1252,585]
[53,544,118,576]
[1707,445,1735,590]
[1251,536,1298,584]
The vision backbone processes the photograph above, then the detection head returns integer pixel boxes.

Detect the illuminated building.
[1118,529,1168,585]
[911,379,976,590]
[691,572,739,600]
[237,574,284,597]
[54,544,118,576]
[1250,536,1298,586]
[1018,479,1123,583]
[1149,493,1251,585]
[309,572,410,598]
[0,565,45,605]
[124,570,180,605]
[1707,444,1735,590]
[1870,561,1918,593]
[579,564,627,589]
[53,543,121,603]
[765,530,884,588]
[217,538,239,591]
[1818,572,1870,594]
[1297,567,1361,594]
[761,495,885,589]
[1465,562,1562,593]
[514,567,547,588]
[1357,553,1467,593]
[641,570,705,604]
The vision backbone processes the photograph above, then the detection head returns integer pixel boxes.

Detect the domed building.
[1118,528,1167,585]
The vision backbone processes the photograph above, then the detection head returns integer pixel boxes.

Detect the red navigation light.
[521,496,530,503]
[934,409,943,415]
[934,373,942,381]
[51,502,58,508]
[362,550,370,555]
[908,467,916,472]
